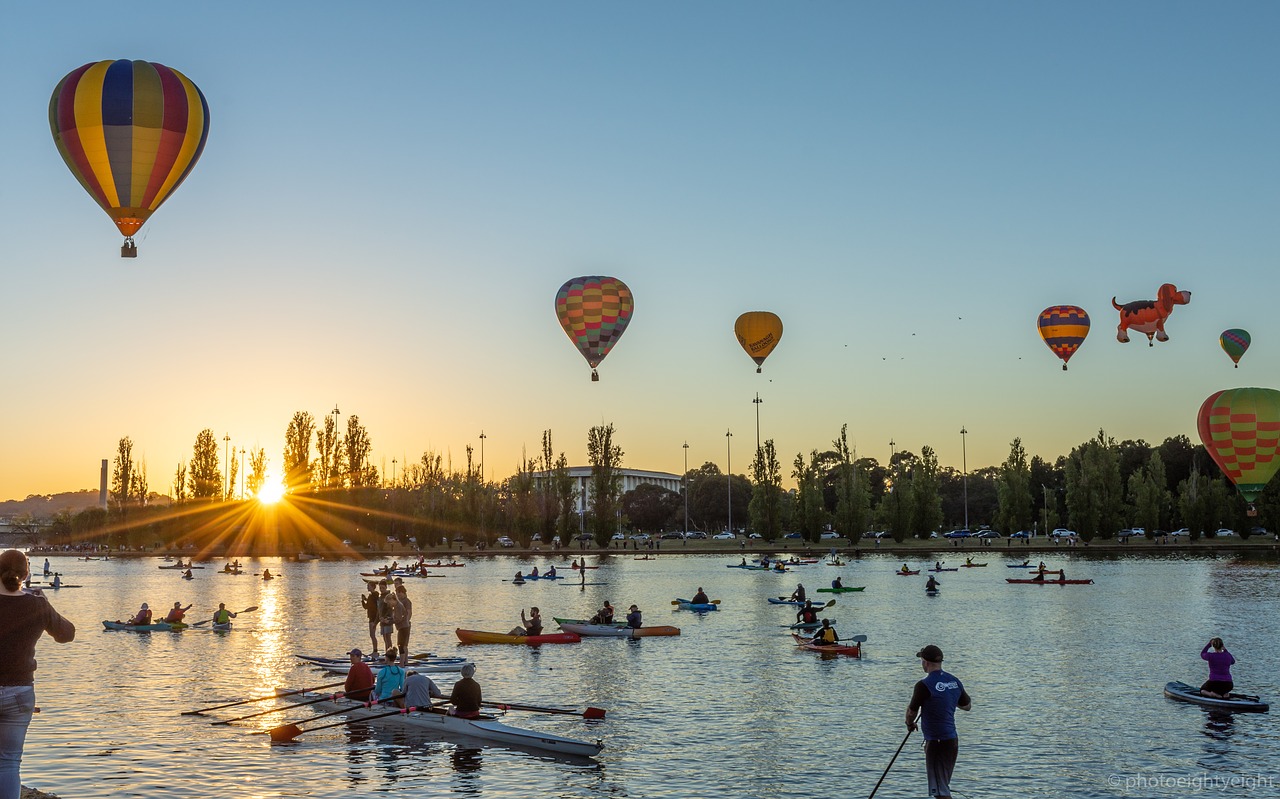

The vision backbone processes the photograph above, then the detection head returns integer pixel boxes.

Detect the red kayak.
[792,633,862,658]
[895,570,920,576]
[455,629,581,645]
[1006,578,1094,585]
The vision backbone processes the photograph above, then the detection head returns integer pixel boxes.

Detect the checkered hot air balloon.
[554,276,634,381]
[1197,387,1280,509]
[1219,329,1251,368]
[50,60,210,257]
[1037,306,1090,371]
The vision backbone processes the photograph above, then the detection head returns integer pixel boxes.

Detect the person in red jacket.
[344,649,374,702]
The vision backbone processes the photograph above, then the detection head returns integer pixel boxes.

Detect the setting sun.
[257,476,286,505]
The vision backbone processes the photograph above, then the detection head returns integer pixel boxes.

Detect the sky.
[2,2,1278,501]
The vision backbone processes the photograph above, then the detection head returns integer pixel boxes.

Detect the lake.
[17,550,1280,798]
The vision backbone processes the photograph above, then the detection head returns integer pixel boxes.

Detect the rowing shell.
[277,690,603,757]
[558,622,680,638]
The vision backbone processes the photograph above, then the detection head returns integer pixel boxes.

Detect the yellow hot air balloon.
[735,312,783,373]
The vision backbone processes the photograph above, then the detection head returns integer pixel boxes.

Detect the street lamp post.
[240,448,245,500]
[753,393,763,455]
[479,431,486,483]
[889,439,897,530]
[223,434,231,501]
[960,427,969,531]
[726,430,733,535]
[682,442,690,534]
[392,458,397,488]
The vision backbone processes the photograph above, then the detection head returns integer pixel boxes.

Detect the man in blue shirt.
[906,644,972,799]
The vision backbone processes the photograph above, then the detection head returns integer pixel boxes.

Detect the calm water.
[18,550,1280,798]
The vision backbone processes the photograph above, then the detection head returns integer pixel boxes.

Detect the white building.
[533,467,683,516]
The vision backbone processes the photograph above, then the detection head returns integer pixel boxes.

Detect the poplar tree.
[188,429,222,499]
[586,423,624,543]
[995,438,1034,535]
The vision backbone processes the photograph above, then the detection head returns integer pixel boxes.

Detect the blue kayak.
[767,597,813,606]
[675,598,719,612]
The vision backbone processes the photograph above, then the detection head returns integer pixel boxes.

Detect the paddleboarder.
[906,644,972,799]
[1200,637,1236,699]
[393,583,413,666]
[790,583,806,603]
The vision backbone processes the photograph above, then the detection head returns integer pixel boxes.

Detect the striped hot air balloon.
[1037,306,1090,370]
[50,59,210,257]
[1219,329,1251,368]
[554,276,634,381]
[1197,387,1280,508]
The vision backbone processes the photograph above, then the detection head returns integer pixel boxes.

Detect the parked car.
[659,532,684,540]
[629,533,651,542]
[495,536,515,548]
[975,531,1001,539]
[387,536,400,544]
[1010,531,1032,539]
[574,533,593,542]
[819,532,840,540]
[748,533,763,539]
[1214,528,1236,537]
[1169,528,1188,537]
[610,533,625,541]
[783,532,803,539]
[711,532,736,540]
[1051,528,1076,538]
[551,535,562,545]
[868,531,891,539]
[943,530,972,538]
[685,531,709,539]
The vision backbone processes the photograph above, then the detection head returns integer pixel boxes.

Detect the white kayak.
[277,690,603,758]
[558,622,681,638]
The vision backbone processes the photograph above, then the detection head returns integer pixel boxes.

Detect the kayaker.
[448,663,482,718]
[509,607,542,637]
[360,583,381,657]
[934,561,943,571]
[926,576,940,592]
[1031,571,1046,582]
[590,601,614,625]
[0,549,76,797]
[344,648,375,702]
[212,603,238,625]
[906,644,972,799]
[128,603,152,625]
[692,587,709,605]
[163,602,192,623]
[741,558,749,567]
[832,576,843,589]
[965,557,974,566]
[530,566,540,578]
[546,565,557,578]
[900,564,912,575]
[393,583,413,666]
[790,583,807,603]
[182,568,193,579]
[262,568,273,580]
[811,618,840,646]
[513,571,525,584]
[626,604,642,629]
[374,648,407,704]
[1200,637,1236,699]
[796,601,819,625]
[1037,561,1047,572]
[400,669,444,709]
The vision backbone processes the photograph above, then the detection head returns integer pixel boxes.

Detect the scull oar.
[181,680,345,715]
[482,700,606,719]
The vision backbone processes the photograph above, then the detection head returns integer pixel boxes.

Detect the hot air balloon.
[50,60,210,257]
[1037,306,1090,371]
[554,276,634,381]
[1220,329,1251,368]
[1197,387,1280,512]
[1111,283,1191,346]
[734,311,783,373]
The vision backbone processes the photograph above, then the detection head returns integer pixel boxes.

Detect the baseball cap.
[347,648,363,657]
[916,644,944,663]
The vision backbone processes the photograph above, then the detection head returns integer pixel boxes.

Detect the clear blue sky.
[2,2,1277,500]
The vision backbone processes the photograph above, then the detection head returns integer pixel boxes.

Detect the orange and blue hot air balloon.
[1037,306,1090,370]
[555,276,634,381]
[734,312,784,373]
[1197,387,1280,510]
[50,60,210,257]
[1219,329,1250,368]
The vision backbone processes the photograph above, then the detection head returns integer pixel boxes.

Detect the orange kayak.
[455,629,581,645]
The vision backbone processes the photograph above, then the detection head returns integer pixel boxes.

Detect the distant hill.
[1,489,171,519]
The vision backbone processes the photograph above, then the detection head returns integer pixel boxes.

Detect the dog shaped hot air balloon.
[1112,283,1191,346]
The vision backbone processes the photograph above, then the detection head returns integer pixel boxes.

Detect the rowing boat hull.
[816,587,865,593]
[279,691,604,757]
[558,623,680,637]
[1005,578,1093,584]
[455,629,581,645]
[791,634,861,658]
[1163,681,1269,713]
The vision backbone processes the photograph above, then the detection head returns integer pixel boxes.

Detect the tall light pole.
[726,430,733,535]
[239,448,245,500]
[960,427,969,531]
[753,393,763,455]
[331,405,341,487]
[392,458,397,488]
[682,441,690,534]
[223,434,231,501]
[479,431,486,483]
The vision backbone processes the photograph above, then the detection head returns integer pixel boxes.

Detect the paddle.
[212,691,347,724]
[181,680,346,715]
[268,705,412,742]
[192,606,259,628]
[483,700,606,719]
[868,713,919,799]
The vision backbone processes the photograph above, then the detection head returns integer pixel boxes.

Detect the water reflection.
[1201,709,1235,741]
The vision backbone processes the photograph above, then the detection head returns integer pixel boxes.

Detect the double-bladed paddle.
[181,680,345,715]
[482,700,606,719]
[192,606,259,627]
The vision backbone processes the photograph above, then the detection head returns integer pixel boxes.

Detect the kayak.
[895,570,920,576]
[277,690,603,758]
[212,622,233,632]
[103,620,176,632]
[1006,578,1094,584]
[524,574,564,580]
[158,564,204,569]
[792,633,861,658]
[726,564,769,570]
[960,563,988,568]
[674,598,719,612]
[767,597,814,606]
[927,568,959,572]
[1163,681,1269,713]
[816,586,865,593]
[182,574,194,580]
[455,629,581,645]
[558,623,680,637]
[1006,564,1036,568]
[41,584,81,589]
[552,617,622,627]
[790,619,838,631]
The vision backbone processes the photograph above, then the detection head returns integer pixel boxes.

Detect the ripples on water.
[20,550,1280,798]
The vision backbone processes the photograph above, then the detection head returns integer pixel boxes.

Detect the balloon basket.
[591,369,599,382]
[121,239,137,258]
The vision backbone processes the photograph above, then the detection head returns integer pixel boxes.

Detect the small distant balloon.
[1037,306,1090,370]
[734,311,783,373]
[49,59,210,257]
[1220,329,1251,368]
[1197,387,1280,510]
[554,276,634,381]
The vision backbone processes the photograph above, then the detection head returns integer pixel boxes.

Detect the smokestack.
[100,459,108,509]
